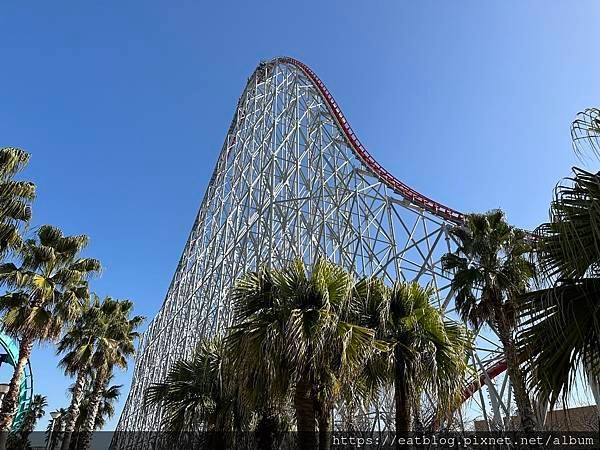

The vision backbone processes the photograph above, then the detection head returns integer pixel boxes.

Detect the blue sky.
[1,1,599,430]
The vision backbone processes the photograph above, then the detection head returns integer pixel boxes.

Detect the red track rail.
[462,360,507,401]
[277,57,465,225]
[269,57,506,410]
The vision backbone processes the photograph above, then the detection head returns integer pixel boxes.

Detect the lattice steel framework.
[113,57,540,447]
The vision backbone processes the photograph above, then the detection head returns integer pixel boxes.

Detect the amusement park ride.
[113,57,596,447]
[0,330,33,432]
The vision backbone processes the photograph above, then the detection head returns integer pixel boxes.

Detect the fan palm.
[518,108,600,408]
[0,225,100,446]
[0,147,35,258]
[76,379,121,431]
[20,394,47,433]
[56,297,101,450]
[352,279,471,440]
[77,297,142,450]
[145,337,237,449]
[7,394,47,450]
[226,258,381,450]
[441,210,537,432]
[66,376,121,450]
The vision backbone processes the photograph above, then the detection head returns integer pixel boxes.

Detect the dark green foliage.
[518,109,600,408]
[0,147,35,258]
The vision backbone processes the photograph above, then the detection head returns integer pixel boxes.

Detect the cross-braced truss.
[113,58,530,448]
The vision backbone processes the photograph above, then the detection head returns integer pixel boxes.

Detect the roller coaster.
[114,57,586,446]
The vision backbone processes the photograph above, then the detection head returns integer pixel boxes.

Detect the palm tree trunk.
[0,335,33,450]
[60,370,87,450]
[78,369,106,450]
[497,318,537,432]
[294,376,317,450]
[394,354,412,450]
[316,404,332,450]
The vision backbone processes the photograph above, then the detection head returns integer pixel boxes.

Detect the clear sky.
[1,1,599,431]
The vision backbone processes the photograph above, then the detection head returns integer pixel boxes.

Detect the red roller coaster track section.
[462,360,508,401]
[278,57,465,225]
[275,56,504,407]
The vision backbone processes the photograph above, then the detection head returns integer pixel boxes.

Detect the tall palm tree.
[67,376,121,450]
[7,394,47,449]
[352,279,471,441]
[19,394,47,434]
[0,147,35,258]
[441,210,537,432]
[518,108,600,408]
[56,298,99,450]
[145,337,238,449]
[0,225,100,448]
[77,297,142,450]
[226,258,380,450]
[77,380,121,431]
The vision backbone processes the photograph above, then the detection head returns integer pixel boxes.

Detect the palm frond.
[535,167,600,281]
[518,278,600,407]
[572,108,600,160]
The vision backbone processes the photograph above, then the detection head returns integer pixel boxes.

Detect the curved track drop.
[115,57,518,445]
[0,331,33,431]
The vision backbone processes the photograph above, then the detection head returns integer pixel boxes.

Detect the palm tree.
[146,335,292,450]
[67,376,121,450]
[352,279,471,440]
[0,225,100,447]
[56,298,99,450]
[77,380,121,431]
[21,394,47,433]
[77,297,142,450]
[0,147,35,258]
[7,394,47,449]
[145,337,238,449]
[226,258,380,450]
[441,210,537,432]
[518,108,600,409]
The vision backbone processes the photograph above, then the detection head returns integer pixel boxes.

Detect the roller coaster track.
[278,57,465,225]
[276,56,504,408]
